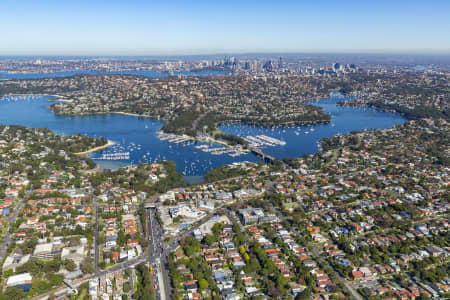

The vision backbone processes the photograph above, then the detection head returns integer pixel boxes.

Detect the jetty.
[95,152,130,160]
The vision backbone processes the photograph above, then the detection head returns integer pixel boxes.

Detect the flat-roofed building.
[33,243,55,259]
[2,253,30,272]
[6,272,33,292]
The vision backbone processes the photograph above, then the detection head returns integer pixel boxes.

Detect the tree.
[276,273,287,291]
[211,223,223,236]
[199,278,209,290]
[48,273,64,287]
[172,215,183,224]
[64,259,76,272]
[118,230,128,246]
[295,287,312,300]
[232,222,241,233]
[3,287,26,300]
[82,257,94,274]
[243,253,250,262]
[33,278,51,294]
[123,282,132,293]
[234,233,245,247]
[203,234,216,246]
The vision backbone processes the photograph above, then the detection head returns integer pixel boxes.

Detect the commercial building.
[33,243,55,259]
[6,273,33,292]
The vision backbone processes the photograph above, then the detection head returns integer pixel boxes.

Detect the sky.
[0,0,449,56]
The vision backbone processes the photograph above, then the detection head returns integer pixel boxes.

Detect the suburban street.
[0,190,31,261]
[38,197,262,300]
[94,196,100,276]
[309,244,363,300]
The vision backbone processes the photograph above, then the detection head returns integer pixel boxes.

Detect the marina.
[244,134,286,147]
[95,152,130,160]
[194,144,247,157]
[157,132,194,144]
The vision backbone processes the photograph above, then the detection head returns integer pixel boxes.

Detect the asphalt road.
[309,244,363,300]
[147,207,170,300]
[94,197,100,276]
[192,110,210,133]
[0,193,29,261]
[35,201,219,299]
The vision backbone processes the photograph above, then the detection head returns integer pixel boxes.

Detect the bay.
[0,94,406,179]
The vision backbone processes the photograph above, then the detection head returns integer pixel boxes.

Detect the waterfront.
[219,96,408,159]
[0,69,226,79]
[0,94,406,178]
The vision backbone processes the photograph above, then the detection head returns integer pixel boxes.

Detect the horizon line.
[1,49,450,58]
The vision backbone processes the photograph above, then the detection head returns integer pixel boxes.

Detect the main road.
[35,197,223,300]
[147,207,169,300]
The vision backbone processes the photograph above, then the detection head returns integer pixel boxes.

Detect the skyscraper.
[263,60,273,72]
[333,63,341,72]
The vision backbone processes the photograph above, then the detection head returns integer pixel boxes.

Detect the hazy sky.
[1,0,449,55]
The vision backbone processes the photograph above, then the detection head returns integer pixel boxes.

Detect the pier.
[244,134,286,148]
[95,152,130,160]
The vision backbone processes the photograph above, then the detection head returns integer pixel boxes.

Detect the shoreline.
[53,111,156,119]
[81,164,100,175]
[46,95,73,103]
[74,140,116,156]
[156,130,240,149]
[53,109,330,128]
[111,111,154,118]
[1,93,73,103]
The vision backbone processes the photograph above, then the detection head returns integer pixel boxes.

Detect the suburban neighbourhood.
[0,115,448,300]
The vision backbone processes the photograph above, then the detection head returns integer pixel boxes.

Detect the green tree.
[82,257,94,274]
[203,234,217,246]
[295,287,312,300]
[4,287,26,300]
[64,259,77,272]
[211,223,224,236]
[199,278,209,290]
[123,282,132,293]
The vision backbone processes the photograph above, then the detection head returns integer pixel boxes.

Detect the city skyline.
[1,0,449,56]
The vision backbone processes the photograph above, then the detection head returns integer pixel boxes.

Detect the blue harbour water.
[0,68,406,179]
[0,94,406,179]
[220,96,407,159]
[0,95,257,177]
